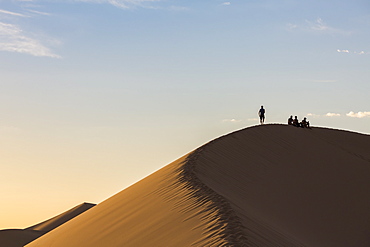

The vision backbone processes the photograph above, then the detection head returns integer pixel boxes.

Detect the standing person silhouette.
[258,106,265,124]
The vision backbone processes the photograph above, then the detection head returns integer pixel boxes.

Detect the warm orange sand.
[26,125,370,246]
[0,202,95,247]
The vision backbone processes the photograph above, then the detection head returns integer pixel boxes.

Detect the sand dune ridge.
[25,124,370,246]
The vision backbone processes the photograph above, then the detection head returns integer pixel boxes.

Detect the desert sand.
[0,202,95,247]
[24,124,370,246]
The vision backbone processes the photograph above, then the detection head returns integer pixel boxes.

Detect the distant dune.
[0,229,43,247]
[0,202,95,247]
[25,202,96,233]
[26,125,370,246]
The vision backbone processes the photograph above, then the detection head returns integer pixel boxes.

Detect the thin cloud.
[346,111,370,118]
[222,2,231,6]
[325,113,341,117]
[107,0,131,9]
[0,9,28,17]
[337,49,368,55]
[0,22,61,58]
[27,9,52,16]
[307,113,320,118]
[288,18,351,35]
[222,118,242,123]
[286,23,298,30]
[307,18,330,31]
[75,0,162,9]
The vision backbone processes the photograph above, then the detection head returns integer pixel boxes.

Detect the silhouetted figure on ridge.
[290,116,311,128]
[288,115,293,125]
[258,106,265,124]
[292,116,300,127]
[301,117,310,128]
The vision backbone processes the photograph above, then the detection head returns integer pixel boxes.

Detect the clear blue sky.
[1,0,369,229]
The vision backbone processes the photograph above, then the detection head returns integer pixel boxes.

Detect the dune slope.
[0,202,95,247]
[26,154,228,247]
[26,125,370,247]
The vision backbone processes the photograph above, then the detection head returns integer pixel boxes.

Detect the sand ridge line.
[177,140,250,246]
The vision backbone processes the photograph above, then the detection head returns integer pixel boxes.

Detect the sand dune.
[26,202,96,232]
[26,124,370,246]
[0,229,43,247]
[0,202,95,247]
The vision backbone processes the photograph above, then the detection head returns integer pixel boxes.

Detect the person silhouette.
[301,117,310,128]
[288,115,293,125]
[258,106,265,124]
[293,116,300,127]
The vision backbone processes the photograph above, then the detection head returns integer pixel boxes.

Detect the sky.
[1,0,369,229]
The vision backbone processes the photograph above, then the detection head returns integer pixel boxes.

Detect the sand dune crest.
[26,125,370,246]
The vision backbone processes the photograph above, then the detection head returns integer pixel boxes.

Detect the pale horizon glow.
[1,0,369,229]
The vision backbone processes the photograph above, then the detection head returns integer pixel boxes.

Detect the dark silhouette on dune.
[258,106,265,124]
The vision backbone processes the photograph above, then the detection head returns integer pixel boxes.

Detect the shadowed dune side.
[0,229,43,247]
[0,202,95,247]
[26,124,370,247]
[193,124,370,246]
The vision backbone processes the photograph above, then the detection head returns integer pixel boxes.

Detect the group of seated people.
[288,116,310,128]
